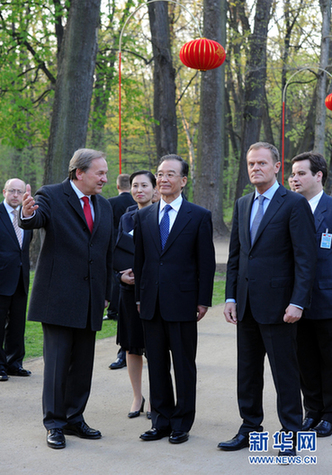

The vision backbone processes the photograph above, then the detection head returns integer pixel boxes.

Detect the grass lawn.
[24,271,225,360]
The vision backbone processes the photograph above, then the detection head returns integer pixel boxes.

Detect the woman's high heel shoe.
[128,396,145,418]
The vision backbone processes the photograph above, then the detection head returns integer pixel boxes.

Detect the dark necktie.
[250,195,265,245]
[12,209,23,248]
[82,196,93,233]
[160,204,172,250]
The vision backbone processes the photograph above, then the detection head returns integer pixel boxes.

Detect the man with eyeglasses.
[0,178,32,381]
[134,154,215,444]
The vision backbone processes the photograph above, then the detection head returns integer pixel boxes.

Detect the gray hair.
[68,148,106,180]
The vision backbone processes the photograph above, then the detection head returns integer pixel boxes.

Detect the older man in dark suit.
[19,149,113,450]
[0,178,32,381]
[218,142,316,457]
[292,152,332,437]
[134,154,215,444]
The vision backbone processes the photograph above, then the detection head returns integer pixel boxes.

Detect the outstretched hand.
[22,184,38,217]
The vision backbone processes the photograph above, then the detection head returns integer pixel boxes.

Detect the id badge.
[321,230,332,249]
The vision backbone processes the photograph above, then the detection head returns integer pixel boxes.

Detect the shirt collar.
[309,190,324,213]
[70,180,91,201]
[254,180,280,201]
[3,200,19,214]
[160,194,183,213]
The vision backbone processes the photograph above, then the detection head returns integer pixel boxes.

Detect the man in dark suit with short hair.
[218,142,316,456]
[134,154,215,444]
[292,151,332,437]
[0,178,32,381]
[19,149,113,450]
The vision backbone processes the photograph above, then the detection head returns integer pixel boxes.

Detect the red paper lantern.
[325,93,332,111]
[179,38,226,72]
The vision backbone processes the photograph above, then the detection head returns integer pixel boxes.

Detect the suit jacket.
[108,192,135,235]
[304,192,332,320]
[134,199,216,322]
[18,178,113,331]
[226,184,317,324]
[0,202,32,296]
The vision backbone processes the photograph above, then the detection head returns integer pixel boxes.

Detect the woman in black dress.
[116,170,156,417]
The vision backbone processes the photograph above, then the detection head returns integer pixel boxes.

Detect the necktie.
[250,195,265,245]
[159,204,172,250]
[12,209,23,248]
[82,196,93,233]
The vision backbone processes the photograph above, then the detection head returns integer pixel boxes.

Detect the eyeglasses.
[6,189,24,195]
[155,172,182,180]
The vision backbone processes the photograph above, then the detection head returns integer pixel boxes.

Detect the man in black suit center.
[218,142,316,456]
[0,178,32,381]
[134,154,216,444]
[292,152,332,437]
[19,149,113,450]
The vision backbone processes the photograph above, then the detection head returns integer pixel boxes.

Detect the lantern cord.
[118,0,202,173]
[119,51,122,175]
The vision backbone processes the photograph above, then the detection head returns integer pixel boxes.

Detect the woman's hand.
[120,268,135,285]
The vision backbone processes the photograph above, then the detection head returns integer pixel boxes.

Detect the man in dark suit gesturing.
[0,178,32,381]
[19,149,113,450]
[218,143,316,456]
[134,154,215,444]
[292,152,332,437]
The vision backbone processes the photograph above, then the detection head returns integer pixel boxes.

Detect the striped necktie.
[12,209,23,248]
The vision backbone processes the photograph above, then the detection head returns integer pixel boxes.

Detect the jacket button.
[84,276,88,281]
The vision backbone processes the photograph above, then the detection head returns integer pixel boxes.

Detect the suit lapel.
[146,202,162,252]
[251,185,286,247]
[161,199,191,254]
[91,195,100,236]
[314,192,327,232]
[63,179,91,230]
[0,202,21,247]
[243,193,254,249]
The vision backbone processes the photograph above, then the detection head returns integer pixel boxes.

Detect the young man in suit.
[134,154,215,444]
[292,152,332,437]
[19,149,113,449]
[218,142,316,456]
[0,178,32,381]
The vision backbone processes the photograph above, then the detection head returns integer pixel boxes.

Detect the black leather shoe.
[312,420,332,437]
[47,429,66,449]
[302,417,319,431]
[109,350,126,370]
[63,421,102,439]
[169,431,189,444]
[218,433,249,451]
[7,366,31,376]
[0,370,8,381]
[140,428,171,441]
[128,396,145,418]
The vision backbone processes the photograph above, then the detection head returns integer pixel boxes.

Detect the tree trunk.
[194,0,228,236]
[44,0,101,185]
[234,0,273,200]
[148,1,177,159]
[314,0,331,154]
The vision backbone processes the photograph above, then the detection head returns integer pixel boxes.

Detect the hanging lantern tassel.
[325,93,332,111]
[179,38,226,72]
